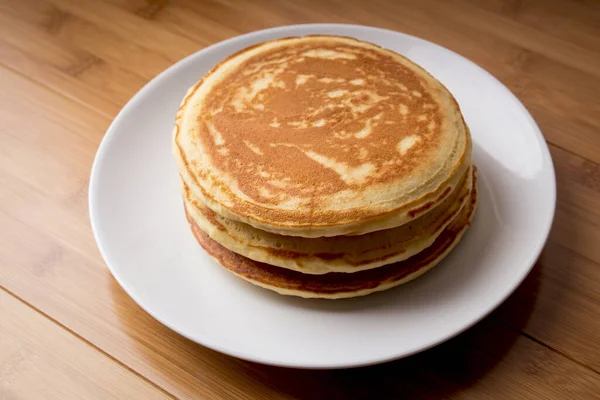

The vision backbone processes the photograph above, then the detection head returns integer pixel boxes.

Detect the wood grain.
[0,289,173,400]
[1,0,600,398]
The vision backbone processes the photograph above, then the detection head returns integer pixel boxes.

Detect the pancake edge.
[185,169,478,299]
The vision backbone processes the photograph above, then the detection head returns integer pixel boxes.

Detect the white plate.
[89,24,556,369]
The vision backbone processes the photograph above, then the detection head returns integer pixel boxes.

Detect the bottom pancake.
[186,175,477,299]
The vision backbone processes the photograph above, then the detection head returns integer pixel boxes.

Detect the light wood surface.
[1,0,599,398]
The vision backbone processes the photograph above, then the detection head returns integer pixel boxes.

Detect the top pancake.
[174,35,471,237]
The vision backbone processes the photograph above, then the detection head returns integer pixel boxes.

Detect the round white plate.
[89,24,555,369]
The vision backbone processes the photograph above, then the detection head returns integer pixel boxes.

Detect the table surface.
[1,0,600,398]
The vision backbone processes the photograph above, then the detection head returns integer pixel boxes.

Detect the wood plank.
[0,0,150,117]
[0,289,173,400]
[0,0,173,81]
[419,318,600,399]
[412,0,600,78]
[45,0,201,61]
[462,0,600,55]
[2,65,600,397]
[104,0,293,40]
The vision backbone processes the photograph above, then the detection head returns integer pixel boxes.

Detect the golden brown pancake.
[186,170,478,299]
[174,35,471,237]
[182,167,474,274]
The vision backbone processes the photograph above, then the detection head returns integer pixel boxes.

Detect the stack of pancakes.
[173,36,476,299]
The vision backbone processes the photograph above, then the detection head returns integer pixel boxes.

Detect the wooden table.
[1,0,599,398]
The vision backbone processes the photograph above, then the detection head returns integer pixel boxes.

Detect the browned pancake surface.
[197,42,442,207]
[186,176,477,296]
[182,166,472,272]
[174,36,470,236]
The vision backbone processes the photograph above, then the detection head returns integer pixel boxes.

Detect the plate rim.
[89,23,557,369]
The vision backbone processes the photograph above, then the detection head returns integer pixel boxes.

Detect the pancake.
[182,166,474,274]
[174,35,472,237]
[186,170,478,299]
